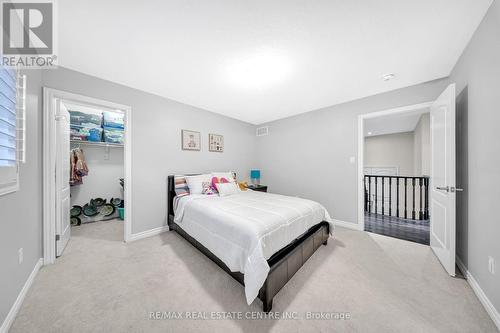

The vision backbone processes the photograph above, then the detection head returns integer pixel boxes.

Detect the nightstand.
[247,185,267,192]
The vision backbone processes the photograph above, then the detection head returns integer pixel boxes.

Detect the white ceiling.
[364,108,429,137]
[58,0,492,124]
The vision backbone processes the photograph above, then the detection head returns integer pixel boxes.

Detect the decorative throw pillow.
[216,182,240,197]
[185,174,212,195]
[202,181,217,195]
[211,172,236,183]
[174,176,190,197]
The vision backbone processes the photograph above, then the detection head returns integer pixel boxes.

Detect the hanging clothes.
[70,148,89,186]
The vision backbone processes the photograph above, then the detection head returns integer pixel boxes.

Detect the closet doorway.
[43,88,132,264]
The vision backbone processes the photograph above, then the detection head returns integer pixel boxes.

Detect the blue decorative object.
[250,169,261,185]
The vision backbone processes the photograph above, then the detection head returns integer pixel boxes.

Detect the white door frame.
[357,101,433,230]
[43,87,133,265]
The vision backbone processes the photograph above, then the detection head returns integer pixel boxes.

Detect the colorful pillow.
[211,172,236,183]
[174,176,190,197]
[202,181,217,195]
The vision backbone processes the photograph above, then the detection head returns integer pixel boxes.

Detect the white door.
[430,84,456,276]
[55,99,71,256]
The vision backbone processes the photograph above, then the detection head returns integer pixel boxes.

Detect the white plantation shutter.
[0,66,21,195]
[16,73,26,163]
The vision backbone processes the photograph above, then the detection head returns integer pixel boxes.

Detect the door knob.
[436,186,449,192]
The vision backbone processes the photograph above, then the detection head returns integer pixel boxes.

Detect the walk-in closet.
[63,101,125,245]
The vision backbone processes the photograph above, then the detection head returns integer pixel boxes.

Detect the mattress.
[173,190,333,305]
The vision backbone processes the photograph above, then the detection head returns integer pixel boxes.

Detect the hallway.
[364,213,430,245]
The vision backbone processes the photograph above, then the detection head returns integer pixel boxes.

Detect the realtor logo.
[1,0,57,68]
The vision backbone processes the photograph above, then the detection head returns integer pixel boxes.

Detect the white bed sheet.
[173,190,333,305]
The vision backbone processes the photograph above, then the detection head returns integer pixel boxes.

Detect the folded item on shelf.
[103,126,124,144]
[103,111,125,129]
[69,111,102,128]
[70,125,90,141]
[88,127,103,142]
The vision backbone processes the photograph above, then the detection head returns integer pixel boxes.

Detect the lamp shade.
[250,169,261,179]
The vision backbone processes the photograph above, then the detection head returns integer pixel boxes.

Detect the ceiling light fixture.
[367,131,372,135]
[226,49,292,89]
[382,73,396,81]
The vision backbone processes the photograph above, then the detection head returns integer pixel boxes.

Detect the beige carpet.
[10,220,497,333]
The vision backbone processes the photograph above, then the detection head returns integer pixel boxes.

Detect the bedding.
[173,190,333,305]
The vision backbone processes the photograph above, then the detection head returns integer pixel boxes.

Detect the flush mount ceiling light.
[382,73,396,81]
[367,131,372,135]
[226,49,292,90]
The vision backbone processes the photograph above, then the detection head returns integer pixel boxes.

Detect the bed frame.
[167,175,330,312]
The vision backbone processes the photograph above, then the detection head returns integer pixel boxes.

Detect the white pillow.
[211,172,235,183]
[185,174,212,195]
[216,182,240,197]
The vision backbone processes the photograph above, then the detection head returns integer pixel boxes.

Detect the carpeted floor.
[10,220,497,332]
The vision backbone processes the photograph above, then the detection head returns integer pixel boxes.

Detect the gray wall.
[450,0,500,315]
[364,132,415,176]
[42,67,257,234]
[0,70,43,325]
[255,78,449,224]
[413,113,430,176]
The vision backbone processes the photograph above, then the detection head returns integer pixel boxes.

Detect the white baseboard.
[0,258,43,333]
[333,219,364,231]
[456,256,500,331]
[128,225,169,242]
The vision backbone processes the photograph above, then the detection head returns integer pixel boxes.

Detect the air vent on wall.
[256,126,269,136]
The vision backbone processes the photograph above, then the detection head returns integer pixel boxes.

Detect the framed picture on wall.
[181,130,201,151]
[209,133,224,152]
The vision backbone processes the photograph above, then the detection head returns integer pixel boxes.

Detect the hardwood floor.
[364,213,430,245]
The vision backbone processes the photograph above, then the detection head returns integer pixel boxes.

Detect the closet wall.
[70,145,124,206]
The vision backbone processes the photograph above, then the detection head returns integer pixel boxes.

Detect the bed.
[167,175,333,311]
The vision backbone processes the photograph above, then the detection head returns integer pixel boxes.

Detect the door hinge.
[56,234,60,241]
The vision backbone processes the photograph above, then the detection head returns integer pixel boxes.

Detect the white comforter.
[173,190,333,305]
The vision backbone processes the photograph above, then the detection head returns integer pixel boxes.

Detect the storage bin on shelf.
[103,126,124,144]
[70,125,90,141]
[103,111,125,129]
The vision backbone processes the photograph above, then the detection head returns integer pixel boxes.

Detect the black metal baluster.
[389,177,392,216]
[396,177,400,217]
[381,177,385,216]
[375,177,378,214]
[412,178,416,220]
[424,178,429,219]
[419,178,423,220]
[368,176,371,214]
[404,178,408,219]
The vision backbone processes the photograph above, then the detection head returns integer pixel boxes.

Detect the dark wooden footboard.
[167,175,330,311]
[168,217,329,312]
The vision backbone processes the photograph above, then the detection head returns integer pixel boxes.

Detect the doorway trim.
[357,101,433,231]
[43,88,133,265]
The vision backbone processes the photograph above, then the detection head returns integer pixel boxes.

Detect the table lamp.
[250,169,261,186]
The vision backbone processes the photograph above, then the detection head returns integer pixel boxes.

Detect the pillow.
[201,181,217,195]
[185,174,212,195]
[211,172,236,183]
[216,182,240,197]
[174,176,190,197]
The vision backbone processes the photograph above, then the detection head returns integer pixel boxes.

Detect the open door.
[430,84,456,276]
[55,99,71,256]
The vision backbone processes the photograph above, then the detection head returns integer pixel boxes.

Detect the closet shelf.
[70,140,124,148]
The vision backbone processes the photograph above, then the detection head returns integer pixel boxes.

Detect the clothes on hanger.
[70,147,89,186]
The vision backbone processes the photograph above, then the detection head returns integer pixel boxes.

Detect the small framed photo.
[209,133,224,152]
[181,130,201,151]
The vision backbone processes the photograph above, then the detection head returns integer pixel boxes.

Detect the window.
[0,66,26,195]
